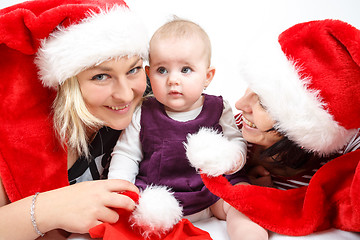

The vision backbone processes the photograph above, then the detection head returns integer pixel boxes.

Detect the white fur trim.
[185,127,244,176]
[130,185,183,239]
[240,38,356,155]
[35,5,148,88]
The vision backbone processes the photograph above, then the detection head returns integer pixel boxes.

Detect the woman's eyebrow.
[129,58,142,69]
[87,65,111,71]
[89,58,142,71]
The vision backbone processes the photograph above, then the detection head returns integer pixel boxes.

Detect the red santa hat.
[0,0,148,202]
[241,19,360,155]
[35,2,148,89]
[187,19,360,235]
[89,186,212,240]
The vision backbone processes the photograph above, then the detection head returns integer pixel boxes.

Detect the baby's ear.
[205,66,215,87]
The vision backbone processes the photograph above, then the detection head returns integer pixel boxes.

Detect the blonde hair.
[53,76,103,158]
[150,17,212,66]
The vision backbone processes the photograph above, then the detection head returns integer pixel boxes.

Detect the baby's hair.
[150,16,212,66]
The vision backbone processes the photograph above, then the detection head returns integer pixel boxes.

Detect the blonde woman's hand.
[36,179,139,234]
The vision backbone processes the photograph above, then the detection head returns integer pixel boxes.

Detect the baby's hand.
[185,127,244,177]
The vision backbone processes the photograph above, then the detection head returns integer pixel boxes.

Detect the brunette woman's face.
[76,56,146,130]
[235,88,283,148]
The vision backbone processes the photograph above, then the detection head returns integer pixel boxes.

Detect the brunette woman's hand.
[247,165,273,187]
[36,179,139,234]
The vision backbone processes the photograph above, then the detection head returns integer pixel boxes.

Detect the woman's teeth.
[242,116,257,128]
[110,104,128,110]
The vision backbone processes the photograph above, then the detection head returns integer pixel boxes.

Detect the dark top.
[68,127,121,184]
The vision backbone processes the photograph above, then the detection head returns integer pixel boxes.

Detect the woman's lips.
[107,103,130,113]
[242,115,257,128]
[109,104,129,110]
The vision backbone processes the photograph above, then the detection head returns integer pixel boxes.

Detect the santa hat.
[35,2,149,89]
[0,0,147,202]
[89,186,212,240]
[242,19,360,155]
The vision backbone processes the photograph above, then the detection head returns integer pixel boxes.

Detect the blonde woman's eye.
[128,66,141,75]
[91,74,109,81]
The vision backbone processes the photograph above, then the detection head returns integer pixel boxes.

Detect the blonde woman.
[0,0,149,239]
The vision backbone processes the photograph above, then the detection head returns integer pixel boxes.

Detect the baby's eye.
[181,67,192,74]
[91,74,109,81]
[157,67,167,74]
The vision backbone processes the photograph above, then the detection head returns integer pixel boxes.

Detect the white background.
[2,0,360,112]
[2,1,360,239]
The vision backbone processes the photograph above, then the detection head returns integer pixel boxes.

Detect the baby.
[109,18,268,239]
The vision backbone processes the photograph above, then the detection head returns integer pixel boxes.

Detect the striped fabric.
[270,163,325,190]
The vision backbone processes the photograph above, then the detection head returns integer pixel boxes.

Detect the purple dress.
[136,94,247,215]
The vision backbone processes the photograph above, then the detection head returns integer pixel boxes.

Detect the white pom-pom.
[130,185,183,238]
[184,127,243,176]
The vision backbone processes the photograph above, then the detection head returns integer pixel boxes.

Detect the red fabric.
[0,0,127,202]
[202,150,360,235]
[89,190,212,240]
[121,190,140,203]
[278,19,360,131]
[89,217,212,240]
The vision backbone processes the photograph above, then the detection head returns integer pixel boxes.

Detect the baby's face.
[147,36,213,112]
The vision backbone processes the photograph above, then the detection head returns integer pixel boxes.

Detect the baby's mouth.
[242,116,257,128]
[169,90,182,95]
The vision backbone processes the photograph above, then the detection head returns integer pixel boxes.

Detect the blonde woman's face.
[76,56,146,130]
[235,88,283,148]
